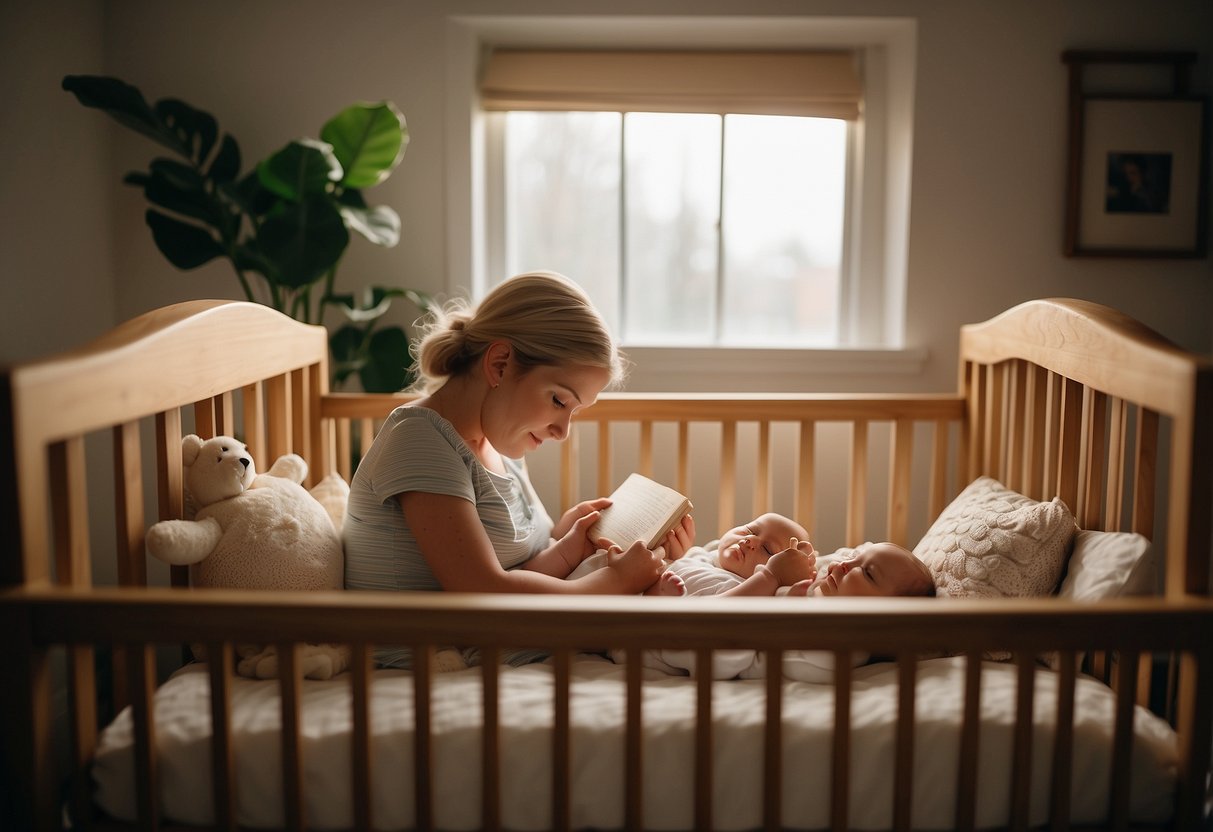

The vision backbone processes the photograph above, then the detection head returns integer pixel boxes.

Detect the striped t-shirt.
[343,405,554,667]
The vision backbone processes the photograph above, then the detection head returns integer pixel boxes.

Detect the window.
[498,109,848,347]
[447,17,920,387]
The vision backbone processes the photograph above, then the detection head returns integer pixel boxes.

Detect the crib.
[1,297,1210,831]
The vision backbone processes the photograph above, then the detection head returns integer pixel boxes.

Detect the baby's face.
[813,543,929,597]
[718,513,810,578]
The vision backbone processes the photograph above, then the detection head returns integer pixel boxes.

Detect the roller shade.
[480,49,862,120]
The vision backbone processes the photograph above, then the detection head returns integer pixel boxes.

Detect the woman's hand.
[603,541,665,593]
[552,498,612,542]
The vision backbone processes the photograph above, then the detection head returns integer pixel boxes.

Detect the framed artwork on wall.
[1062,51,1209,258]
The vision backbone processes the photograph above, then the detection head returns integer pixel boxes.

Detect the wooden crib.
[1,297,1210,831]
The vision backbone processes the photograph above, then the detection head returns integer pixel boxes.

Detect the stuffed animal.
[146,434,350,680]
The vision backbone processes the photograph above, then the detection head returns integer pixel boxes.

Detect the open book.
[589,473,693,550]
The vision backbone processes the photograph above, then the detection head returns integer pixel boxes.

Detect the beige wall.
[2,0,1210,385]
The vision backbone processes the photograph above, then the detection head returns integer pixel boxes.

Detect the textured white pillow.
[1057,529,1155,601]
[914,476,1077,599]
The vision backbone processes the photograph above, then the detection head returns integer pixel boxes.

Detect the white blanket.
[92,655,1177,830]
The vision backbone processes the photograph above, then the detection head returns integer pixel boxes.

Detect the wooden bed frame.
[1,297,1210,831]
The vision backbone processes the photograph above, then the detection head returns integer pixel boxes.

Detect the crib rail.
[7,585,1213,832]
[322,392,968,549]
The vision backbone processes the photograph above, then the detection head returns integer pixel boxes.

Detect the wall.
[2,0,1208,380]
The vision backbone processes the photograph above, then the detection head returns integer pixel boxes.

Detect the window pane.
[623,113,721,346]
[721,115,847,346]
[504,111,622,329]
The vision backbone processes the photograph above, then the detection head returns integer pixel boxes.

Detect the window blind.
[479,50,862,120]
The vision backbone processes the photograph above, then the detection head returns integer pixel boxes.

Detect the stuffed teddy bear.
[146,434,350,680]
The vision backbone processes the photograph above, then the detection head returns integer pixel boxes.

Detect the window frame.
[446,15,922,391]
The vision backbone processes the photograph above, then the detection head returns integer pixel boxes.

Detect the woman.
[343,272,666,665]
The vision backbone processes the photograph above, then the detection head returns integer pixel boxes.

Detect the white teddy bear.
[145,434,350,680]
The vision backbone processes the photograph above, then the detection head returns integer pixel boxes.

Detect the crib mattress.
[92,655,1177,830]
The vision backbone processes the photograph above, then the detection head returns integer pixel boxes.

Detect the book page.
[590,473,692,549]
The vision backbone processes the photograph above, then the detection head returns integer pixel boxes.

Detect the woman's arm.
[400,491,662,594]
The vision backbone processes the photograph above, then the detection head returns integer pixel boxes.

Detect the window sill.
[618,345,930,393]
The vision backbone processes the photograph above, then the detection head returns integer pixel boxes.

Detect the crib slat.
[1010,654,1036,832]
[1051,651,1077,832]
[848,421,867,544]
[1042,371,1062,501]
[1022,364,1048,502]
[625,648,644,830]
[359,417,375,462]
[1175,647,1213,831]
[1057,378,1084,513]
[1081,389,1109,529]
[1106,398,1128,531]
[831,650,852,832]
[1109,651,1139,831]
[797,420,815,531]
[754,420,770,517]
[1132,408,1158,542]
[552,648,572,832]
[677,421,689,496]
[50,437,88,585]
[129,643,160,829]
[964,362,983,483]
[243,381,266,463]
[1006,360,1027,492]
[560,428,578,513]
[764,650,783,832]
[278,642,305,832]
[720,420,737,532]
[351,643,373,832]
[985,363,1006,480]
[889,418,913,546]
[67,643,97,830]
[336,418,353,482]
[694,647,713,831]
[291,368,308,469]
[893,655,916,832]
[955,651,981,832]
[195,397,216,439]
[266,373,290,463]
[482,647,501,832]
[598,421,611,497]
[639,420,653,478]
[114,421,147,587]
[413,644,434,832]
[930,420,949,521]
[208,642,237,832]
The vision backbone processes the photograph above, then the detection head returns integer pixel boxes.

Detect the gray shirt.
[343,405,554,667]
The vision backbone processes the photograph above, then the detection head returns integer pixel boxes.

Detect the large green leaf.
[126,161,215,224]
[360,326,413,393]
[145,209,223,269]
[154,99,218,166]
[257,196,349,288]
[321,102,407,189]
[207,134,242,183]
[257,139,343,201]
[339,204,401,247]
[62,75,192,159]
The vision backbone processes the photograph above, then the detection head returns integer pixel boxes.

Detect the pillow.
[1057,529,1155,601]
[913,476,1077,599]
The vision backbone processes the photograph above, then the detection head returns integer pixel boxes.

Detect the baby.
[655,512,936,599]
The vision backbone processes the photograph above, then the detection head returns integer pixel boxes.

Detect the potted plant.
[63,75,431,393]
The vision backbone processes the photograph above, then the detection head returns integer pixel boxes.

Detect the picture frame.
[1064,94,1209,258]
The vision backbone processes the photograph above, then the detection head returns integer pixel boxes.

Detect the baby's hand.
[660,514,696,561]
[766,540,818,587]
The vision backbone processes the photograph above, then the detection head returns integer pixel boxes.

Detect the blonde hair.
[411,271,626,393]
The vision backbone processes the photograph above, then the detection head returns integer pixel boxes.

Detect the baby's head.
[718,513,810,578]
[813,542,935,598]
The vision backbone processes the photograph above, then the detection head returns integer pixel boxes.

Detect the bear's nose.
[239,458,250,469]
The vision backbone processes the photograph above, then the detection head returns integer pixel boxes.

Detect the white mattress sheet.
[92,655,1177,830]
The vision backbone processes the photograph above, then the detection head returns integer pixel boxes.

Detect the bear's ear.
[182,434,204,467]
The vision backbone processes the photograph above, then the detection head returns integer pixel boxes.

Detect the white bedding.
[92,655,1177,830]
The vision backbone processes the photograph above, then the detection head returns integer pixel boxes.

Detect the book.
[589,473,693,550]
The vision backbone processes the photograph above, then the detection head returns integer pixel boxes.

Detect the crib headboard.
[0,299,332,590]
[956,298,1212,599]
